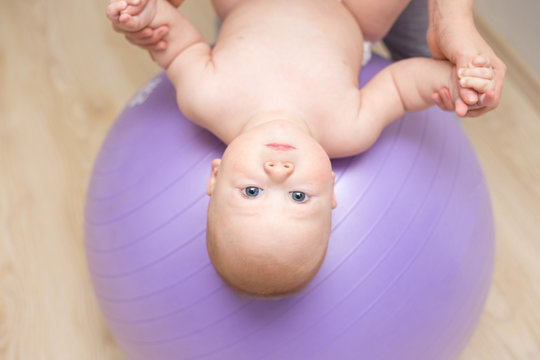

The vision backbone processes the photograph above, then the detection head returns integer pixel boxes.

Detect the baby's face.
[209,122,336,205]
[206,120,337,296]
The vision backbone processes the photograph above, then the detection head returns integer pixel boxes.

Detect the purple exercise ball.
[85,55,494,360]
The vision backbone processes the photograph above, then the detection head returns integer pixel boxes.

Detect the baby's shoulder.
[177,75,248,142]
[312,87,384,158]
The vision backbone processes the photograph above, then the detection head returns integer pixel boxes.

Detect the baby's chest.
[215,46,356,105]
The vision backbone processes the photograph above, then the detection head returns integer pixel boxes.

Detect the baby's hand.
[107,0,157,34]
[433,56,496,117]
[457,56,496,110]
[109,0,184,51]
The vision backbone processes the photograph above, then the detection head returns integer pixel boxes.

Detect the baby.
[107,0,495,298]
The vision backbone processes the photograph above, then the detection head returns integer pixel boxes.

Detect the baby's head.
[206,116,337,298]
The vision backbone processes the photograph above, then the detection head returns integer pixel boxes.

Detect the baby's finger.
[439,88,455,111]
[459,87,479,105]
[458,67,493,80]
[106,1,127,20]
[123,0,147,16]
[432,92,446,111]
[459,77,494,93]
[118,12,132,24]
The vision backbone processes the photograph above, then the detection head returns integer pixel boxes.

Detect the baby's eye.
[290,191,309,203]
[241,186,262,198]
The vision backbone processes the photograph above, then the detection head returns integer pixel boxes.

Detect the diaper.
[363,41,372,66]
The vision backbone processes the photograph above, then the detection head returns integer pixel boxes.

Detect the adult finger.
[169,0,185,7]
[126,36,168,51]
[464,107,490,118]
[125,25,169,45]
[489,55,507,110]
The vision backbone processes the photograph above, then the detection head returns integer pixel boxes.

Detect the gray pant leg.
[383,0,431,60]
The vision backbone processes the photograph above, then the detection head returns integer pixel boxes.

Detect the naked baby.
[106,0,495,298]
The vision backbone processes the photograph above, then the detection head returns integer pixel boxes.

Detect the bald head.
[206,197,330,298]
[203,117,337,297]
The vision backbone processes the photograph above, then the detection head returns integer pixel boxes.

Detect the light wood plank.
[0,1,538,359]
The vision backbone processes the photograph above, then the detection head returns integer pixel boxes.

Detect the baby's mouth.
[266,143,296,151]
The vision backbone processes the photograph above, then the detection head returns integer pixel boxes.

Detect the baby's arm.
[106,0,210,69]
[336,58,493,155]
[107,0,215,122]
[432,56,496,116]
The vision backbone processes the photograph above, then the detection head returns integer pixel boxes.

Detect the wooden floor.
[1,1,539,359]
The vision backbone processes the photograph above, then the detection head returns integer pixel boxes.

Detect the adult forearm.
[426,0,506,116]
[428,0,474,27]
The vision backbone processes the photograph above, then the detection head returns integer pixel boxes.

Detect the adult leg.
[382,0,431,60]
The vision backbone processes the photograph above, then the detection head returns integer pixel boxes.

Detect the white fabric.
[363,42,372,66]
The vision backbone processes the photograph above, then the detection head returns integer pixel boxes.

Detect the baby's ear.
[331,171,337,209]
[206,159,222,196]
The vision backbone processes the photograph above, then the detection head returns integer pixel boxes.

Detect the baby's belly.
[211,0,364,117]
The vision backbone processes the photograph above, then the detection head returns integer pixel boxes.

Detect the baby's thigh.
[344,0,411,41]
[210,0,243,20]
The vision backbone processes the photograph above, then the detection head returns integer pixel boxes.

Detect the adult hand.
[427,16,506,117]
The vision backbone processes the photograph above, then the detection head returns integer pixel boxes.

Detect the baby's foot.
[106,0,157,32]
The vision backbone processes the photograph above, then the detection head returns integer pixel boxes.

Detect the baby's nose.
[264,161,294,182]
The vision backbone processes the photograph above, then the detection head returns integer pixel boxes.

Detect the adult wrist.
[429,0,474,29]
